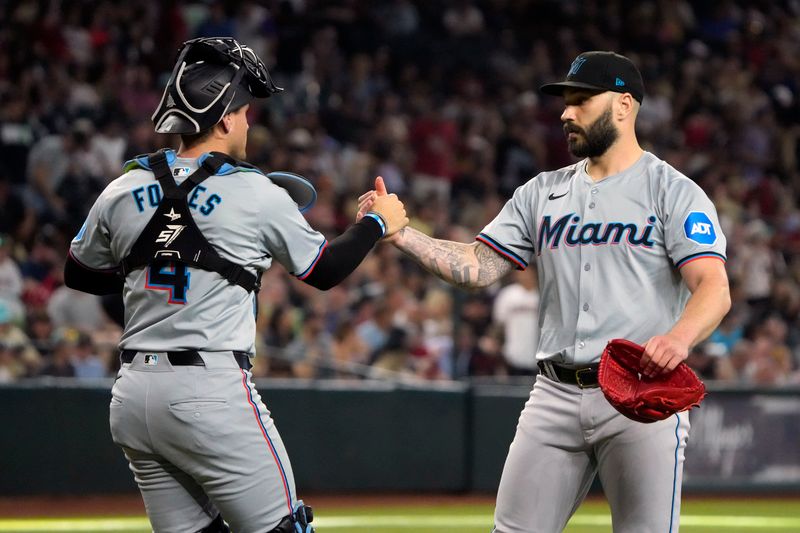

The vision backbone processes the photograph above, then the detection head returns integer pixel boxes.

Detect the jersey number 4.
[146,262,191,304]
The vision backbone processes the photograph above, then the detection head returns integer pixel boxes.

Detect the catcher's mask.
[152,37,282,135]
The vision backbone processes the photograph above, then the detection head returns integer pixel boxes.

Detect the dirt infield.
[0,494,496,517]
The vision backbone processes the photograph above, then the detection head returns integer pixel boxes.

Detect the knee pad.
[198,514,230,533]
[268,501,314,533]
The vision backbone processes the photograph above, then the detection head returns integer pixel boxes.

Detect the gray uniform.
[478,152,726,532]
[71,150,326,532]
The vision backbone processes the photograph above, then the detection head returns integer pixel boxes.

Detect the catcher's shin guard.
[268,502,314,533]
[198,514,230,533]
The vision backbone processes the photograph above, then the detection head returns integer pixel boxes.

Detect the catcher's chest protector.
[120,150,261,293]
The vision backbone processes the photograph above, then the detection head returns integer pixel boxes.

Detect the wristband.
[364,212,387,237]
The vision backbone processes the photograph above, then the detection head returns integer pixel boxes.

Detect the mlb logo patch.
[143,354,159,366]
[683,212,716,245]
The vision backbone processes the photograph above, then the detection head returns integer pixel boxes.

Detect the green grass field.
[1,498,799,532]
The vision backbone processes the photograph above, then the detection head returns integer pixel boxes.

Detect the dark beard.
[564,108,619,158]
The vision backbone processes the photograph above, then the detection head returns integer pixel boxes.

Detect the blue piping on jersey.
[296,240,328,280]
[476,233,528,269]
[669,414,681,533]
[676,251,726,269]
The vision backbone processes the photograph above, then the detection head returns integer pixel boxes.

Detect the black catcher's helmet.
[152,37,282,134]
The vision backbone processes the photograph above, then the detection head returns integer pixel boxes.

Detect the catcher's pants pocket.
[169,398,228,411]
[168,399,233,442]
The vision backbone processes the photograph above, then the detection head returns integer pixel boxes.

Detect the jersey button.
[578,341,586,349]
[591,188,598,195]
[584,263,591,271]
[583,303,589,311]
[589,202,595,209]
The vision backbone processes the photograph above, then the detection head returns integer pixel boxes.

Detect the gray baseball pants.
[110,352,297,533]
[493,374,690,533]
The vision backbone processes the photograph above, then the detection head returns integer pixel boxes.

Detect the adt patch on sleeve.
[683,212,716,245]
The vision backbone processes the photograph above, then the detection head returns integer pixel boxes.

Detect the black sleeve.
[301,217,383,290]
[64,254,124,295]
[101,294,126,327]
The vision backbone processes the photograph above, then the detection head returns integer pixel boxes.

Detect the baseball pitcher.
[360,51,730,532]
[65,37,407,533]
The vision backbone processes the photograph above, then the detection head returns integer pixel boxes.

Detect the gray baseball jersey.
[483,151,723,532]
[478,151,726,365]
[70,150,326,353]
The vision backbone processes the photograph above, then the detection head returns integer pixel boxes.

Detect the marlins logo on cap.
[540,51,645,103]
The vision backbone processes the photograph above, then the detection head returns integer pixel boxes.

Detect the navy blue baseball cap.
[540,51,644,103]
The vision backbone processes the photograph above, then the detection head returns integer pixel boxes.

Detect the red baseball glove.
[598,338,707,423]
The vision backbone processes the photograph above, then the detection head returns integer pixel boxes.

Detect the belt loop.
[235,352,253,371]
[538,360,558,382]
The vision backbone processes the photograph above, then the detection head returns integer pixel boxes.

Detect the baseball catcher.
[65,36,408,533]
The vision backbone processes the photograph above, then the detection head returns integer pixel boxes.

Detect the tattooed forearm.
[392,227,514,289]
[475,240,516,284]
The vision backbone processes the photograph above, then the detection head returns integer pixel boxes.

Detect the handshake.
[356,176,409,239]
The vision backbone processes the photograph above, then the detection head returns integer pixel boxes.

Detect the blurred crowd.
[1,0,800,386]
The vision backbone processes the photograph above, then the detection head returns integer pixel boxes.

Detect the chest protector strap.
[120,150,261,293]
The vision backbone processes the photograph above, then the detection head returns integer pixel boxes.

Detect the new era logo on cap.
[540,51,644,103]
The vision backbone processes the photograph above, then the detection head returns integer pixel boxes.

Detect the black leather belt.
[120,350,252,370]
[538,360,599,388]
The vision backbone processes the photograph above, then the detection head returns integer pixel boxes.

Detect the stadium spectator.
[331,318,370,377]
[0,234,24,322]
[0,342,16,383]
[0,176,35,242]
[47,281,105,331]
[0,300,40,377]
[38,327,77,378]
[284,311,334,379]
[71,332,107,379]
[356,300,393,355]
[492,268,540,376]
[26,118,105,224]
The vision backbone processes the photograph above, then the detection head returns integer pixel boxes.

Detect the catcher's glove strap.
[538,360,599,388]
[120,350,252,370]
[197,513,229,533]
[268,503,314,533]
